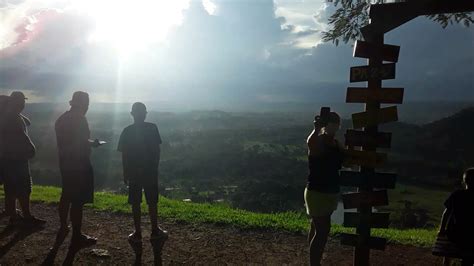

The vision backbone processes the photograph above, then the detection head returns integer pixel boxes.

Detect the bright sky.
[0,0,472,105]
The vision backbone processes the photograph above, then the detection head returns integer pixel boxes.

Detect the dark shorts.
[2,159,32,197]
[60,166,94,205]
[128,179,159,205]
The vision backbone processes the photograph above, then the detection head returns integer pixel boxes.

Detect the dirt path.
[0,202,441,265]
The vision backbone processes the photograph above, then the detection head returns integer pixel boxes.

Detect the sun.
[72,0,191,56]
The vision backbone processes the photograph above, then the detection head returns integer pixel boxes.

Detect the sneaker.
[128,231,143,244]
[71,234,97,249]
[150,228,168,242]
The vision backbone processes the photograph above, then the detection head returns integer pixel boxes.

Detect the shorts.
[128,179,159,205]
[304,187,338,217]
[60,166,94,205]
[3,159,32,197]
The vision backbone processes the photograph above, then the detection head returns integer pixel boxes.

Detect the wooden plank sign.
[345,129,392,149]
[344,149,387,168]
[353,40,400,62]
[346,87,404,104]
[344,212,390,228]
[352,106,398,129]
[340,233,387,251]
[340,170,397,189]
[342,190,389,209]
[350,63,396,83]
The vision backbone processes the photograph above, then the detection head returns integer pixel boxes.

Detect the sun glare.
[72,0,190,56]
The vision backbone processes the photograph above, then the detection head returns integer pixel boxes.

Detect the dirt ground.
[0,202,442,265]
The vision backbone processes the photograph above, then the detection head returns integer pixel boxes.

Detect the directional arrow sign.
[342,190,389,209]
[340,233,387,250]
[352,106,398,129]
[343,212,390,229]
[344,149,387,168]
[346,87,404,104]
[353,40,400,62]
[345,129,392,149]
[340,170,397,189]
[350,63,396,83]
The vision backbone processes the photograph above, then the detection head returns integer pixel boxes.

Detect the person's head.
[463,167,474,190]
[7,91,27,114]
[322,112,341,136]
[131,102,147,123]
[69,91,89,115]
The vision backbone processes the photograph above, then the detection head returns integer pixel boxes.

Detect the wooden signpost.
[339,1,474,265]
[340,170,397,189]
[350,63,396,83]
[345,130,392,149]
[346,87,404,104]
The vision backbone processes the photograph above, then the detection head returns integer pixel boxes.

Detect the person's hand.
[313,115,326,128]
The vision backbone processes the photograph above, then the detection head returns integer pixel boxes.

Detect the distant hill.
[416,107,474,163]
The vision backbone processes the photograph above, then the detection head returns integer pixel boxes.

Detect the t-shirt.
[117,122,162,181]
[55,110,91,171]
[0,113,35,161]
[444,189,474,247]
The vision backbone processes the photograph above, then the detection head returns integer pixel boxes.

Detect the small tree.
[323,0,474,45]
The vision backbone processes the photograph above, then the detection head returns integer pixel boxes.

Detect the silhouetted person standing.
[438,168,474,266]
[305,108,344,266]
[1,91,45,227]
[118,102,168,244]
[55,91,101,248]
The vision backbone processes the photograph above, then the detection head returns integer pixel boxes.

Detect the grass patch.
[2,185,437,248]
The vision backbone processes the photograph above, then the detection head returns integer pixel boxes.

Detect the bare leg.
[5,193,17,219]
[308,221,315,244]
[149,204,158,231]
[309,216,331,266]
[132,203,142,234]
[58,197,70,229]
[18,194,31,218]
[70,203,83,239]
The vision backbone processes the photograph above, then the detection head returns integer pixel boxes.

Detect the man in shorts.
[1,91,45,227]
[118,102,168,244]
[55,91,102,248]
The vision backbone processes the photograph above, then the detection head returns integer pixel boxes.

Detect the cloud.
[0,0,472,105]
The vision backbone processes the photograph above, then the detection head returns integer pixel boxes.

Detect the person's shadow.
[0,225,45,259]
[129,239,143,265]
[41,228,69,266]
[150,238,166,266]
[128,238,166,266]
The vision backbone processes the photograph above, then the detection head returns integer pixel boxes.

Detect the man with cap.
[1,91,45,227]
[55,91,102,248]
[118,102,168,244]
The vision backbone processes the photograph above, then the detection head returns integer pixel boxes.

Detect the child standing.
[118,102,168,244]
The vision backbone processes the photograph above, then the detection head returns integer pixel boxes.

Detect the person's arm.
[117,129,129,185]
[439,208,452,234]
[121,153,130,185]
[307,131,323,156]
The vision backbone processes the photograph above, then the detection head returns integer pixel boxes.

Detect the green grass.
[3,185,438,248]
[380,184,450,225]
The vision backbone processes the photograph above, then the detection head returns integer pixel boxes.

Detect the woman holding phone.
[305,107,344,266]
